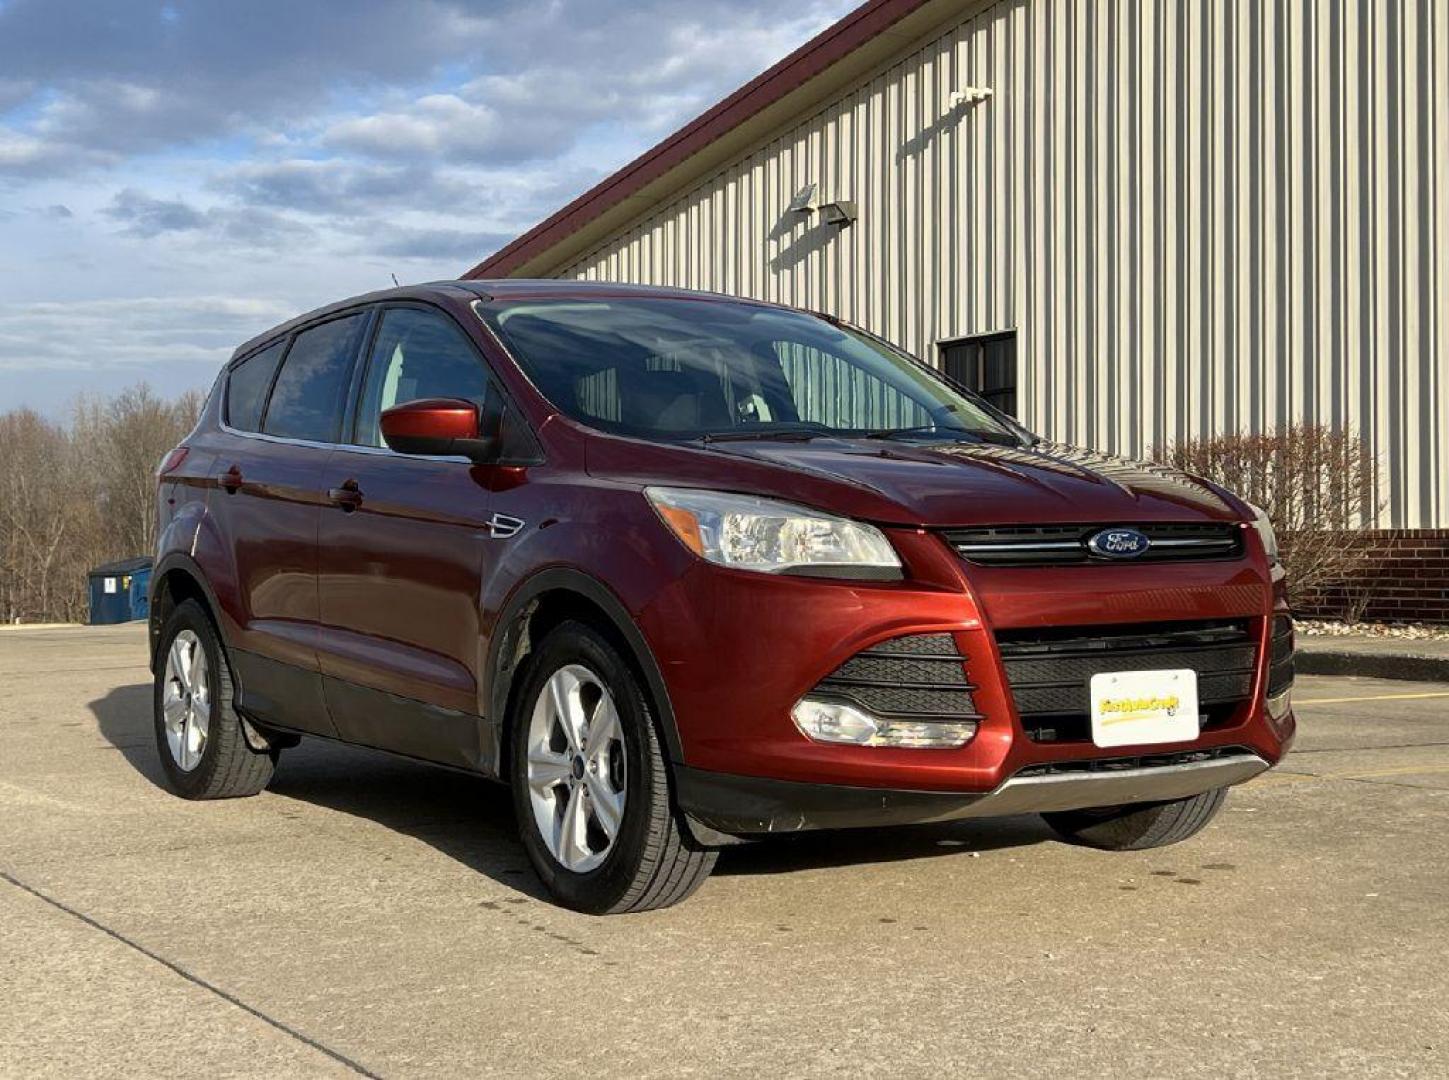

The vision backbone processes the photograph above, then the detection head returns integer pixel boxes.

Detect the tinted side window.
[226,341,285,432]
[262,314,365,442]
[354,308,491,447]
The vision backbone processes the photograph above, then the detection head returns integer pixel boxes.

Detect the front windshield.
[476,296,1021,444]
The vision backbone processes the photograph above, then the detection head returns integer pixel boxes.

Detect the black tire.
[509,621,717,914]
[1041,786,1229,851]
[153,599,276,799]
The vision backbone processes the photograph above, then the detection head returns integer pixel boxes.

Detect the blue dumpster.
[128,563,152,623]
[87,557,153,625]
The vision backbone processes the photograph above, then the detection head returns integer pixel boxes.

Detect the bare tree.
[0,383,203,623]
[1159,424,1380,604]
[73,384,204,557]
[0,410,95,622]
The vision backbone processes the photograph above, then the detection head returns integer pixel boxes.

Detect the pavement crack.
[1290,740,1449,754]
[1274,769,1448,793]
[0,869,383,1079]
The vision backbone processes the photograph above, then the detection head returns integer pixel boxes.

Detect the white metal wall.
[559,0,1449,529]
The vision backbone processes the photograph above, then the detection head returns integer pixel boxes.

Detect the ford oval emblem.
[1087,527,1152,559]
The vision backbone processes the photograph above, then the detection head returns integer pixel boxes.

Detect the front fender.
[482,564,686,772]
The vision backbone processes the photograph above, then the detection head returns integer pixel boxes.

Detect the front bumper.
[677,748,1272,835]
[636,525,1295,818]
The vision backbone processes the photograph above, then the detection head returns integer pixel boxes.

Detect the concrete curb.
[1297,649,1449,684]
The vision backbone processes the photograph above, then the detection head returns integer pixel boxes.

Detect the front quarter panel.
[479,470,697,726]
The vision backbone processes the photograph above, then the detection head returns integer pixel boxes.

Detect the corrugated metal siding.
[558,0,1448,529]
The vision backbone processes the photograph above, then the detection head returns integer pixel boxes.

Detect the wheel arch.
[485,568,685,779]
[148,554,227,673]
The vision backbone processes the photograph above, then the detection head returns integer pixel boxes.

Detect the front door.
[316,304,497,767]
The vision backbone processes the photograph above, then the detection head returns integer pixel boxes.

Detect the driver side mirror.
[380,398,499,463]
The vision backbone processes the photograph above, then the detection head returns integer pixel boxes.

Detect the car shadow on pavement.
[714,815,1053,876]
[90,683,172,788]
[88,681,549,899]
[90,681,1052,894]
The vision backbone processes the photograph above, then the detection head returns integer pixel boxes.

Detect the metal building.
[467,0,1448,613]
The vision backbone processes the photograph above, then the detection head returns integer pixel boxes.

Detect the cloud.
[0,77,35,112]
[97,187,315,251]
[0,124,111,176]
[216,158,482,221]
[322,93,563,164]
[103,188,206,237]
[0,1,497,174]
[0,0,858,416]
[0,296,296,372]
[317,2,851,169]
[0,0,849,179]
[368,226,517,262]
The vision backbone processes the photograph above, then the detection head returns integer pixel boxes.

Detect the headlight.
[645,487,902,579]
[1248,503,1279,564]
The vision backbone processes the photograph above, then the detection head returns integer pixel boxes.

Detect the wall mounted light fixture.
[787,183,818,216]
[818,200,858,228]
[948,86,994,108]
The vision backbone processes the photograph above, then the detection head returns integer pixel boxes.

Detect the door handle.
[328,479,363,512]
[221,465,243,494]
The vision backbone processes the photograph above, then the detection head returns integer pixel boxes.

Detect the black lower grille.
[943,522,1244,566]
[996,620,1258,743]
[1267,616,1295,697]
[812,633,980,721]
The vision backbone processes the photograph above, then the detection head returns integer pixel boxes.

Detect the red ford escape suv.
[150,280,1295,913]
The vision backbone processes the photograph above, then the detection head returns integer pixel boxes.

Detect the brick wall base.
[1293,530,1449,624]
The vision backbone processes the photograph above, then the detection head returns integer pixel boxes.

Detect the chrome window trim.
[217,298,539,469]
[217,419,472,465]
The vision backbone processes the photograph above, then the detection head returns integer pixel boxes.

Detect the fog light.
[791,697,977,749]
[1267,688,1292,721]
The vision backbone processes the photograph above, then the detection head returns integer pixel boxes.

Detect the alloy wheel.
[525,664,627,873]
[161,629,210,771]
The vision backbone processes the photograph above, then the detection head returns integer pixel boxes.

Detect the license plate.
[1089,669,1200,748]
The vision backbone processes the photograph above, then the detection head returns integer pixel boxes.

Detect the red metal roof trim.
[463,0,934,279]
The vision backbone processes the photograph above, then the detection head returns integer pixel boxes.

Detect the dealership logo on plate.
[1087,527,1152,559]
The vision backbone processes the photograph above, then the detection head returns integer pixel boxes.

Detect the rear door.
[315,304,497,767]
[215,311,368,737]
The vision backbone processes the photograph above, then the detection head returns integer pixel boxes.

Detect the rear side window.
[354,308,491,447]
[262,314,365,442]
[226,341,285,432]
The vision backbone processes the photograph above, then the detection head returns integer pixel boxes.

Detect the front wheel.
[509,621,716,914]
[1041,787,1229,851]
[153,599,277,799]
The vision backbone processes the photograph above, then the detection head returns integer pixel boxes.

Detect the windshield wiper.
[862,424,979,441]
[862,425,1025,447]
[699,426,827,444]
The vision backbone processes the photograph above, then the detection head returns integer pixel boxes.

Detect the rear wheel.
[1041,787,1228,851]
[509,621,716,914]
[153,599,277,799]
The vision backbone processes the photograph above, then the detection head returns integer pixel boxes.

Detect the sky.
[0,0,854,418]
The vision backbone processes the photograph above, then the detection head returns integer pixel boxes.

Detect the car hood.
[686,438,1248,526]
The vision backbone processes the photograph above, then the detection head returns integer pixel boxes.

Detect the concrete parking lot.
[1,624,1446,1079]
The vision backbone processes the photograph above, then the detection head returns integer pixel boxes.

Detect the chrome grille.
[942,522,1245,567]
